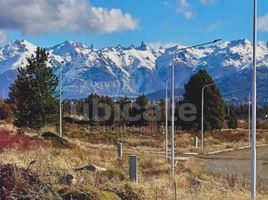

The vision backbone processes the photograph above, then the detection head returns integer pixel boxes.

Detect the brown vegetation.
[0,123,267,199]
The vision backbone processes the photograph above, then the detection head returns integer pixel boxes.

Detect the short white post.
[117,142,123,158]
[129,155,138,182]
[194,136,199,148]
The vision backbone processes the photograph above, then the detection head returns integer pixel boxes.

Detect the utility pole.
[165,81,169,160]
[251,0,257,199]
[171,54,175,175]
[60,61,64,138]
[2,88,4,102]
[248,92,251,145]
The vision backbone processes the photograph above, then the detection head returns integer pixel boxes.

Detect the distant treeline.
[63,70,241,131]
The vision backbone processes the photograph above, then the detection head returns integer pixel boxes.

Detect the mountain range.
[0,39,267,105]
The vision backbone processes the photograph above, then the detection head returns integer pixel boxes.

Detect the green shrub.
[102,169,126,182]
[56,185,120,200]
[259,121,268,129]
[41,132,72,148]
[109,183,145,200]
[58,187,94,200]
[101,191,120,200]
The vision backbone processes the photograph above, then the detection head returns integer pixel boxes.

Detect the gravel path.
[201,146,268,189]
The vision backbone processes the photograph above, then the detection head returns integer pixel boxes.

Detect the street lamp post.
[2,76,14,101]
[251,0,257,199]
[60,61,64,138]
[248,92,251,145]
[171,54,175,175]
[201,83,216,151]
[170,39,222,175]
[165,81,169,160]
[1,89,4,102]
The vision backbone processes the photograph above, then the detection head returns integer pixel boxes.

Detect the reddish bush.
[211,130,246,142]
[0,130,40,151]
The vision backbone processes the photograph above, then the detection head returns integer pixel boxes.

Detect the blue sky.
[0,0,268,49]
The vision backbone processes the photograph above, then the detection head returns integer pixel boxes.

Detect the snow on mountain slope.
[0,40,37,74]
[48,41,166,98]
[0,39,267,104]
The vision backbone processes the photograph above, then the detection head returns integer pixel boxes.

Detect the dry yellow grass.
[0,146,261,200]
[0,123,268,199]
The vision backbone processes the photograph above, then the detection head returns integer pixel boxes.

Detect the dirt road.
[201,146,268,189]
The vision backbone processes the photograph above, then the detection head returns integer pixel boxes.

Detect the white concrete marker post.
[194,136,198,148]
[129,155,138,183]
[117,142,123,158]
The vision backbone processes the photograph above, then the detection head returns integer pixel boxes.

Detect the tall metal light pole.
[171,54,175,175]
[1,88,4,102]
[170,39,222,175]
[2,76,13,101]
[251,0,257,199]
[248,92,251,145]
[201,82,216,151]
[165,81,169,160]
[60,61,64,138]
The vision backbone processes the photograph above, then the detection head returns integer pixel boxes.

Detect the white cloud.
[0,0,138,35]
[0,30,7,44]
[176,0,194,19]
[258,13,268,32]
[148,42,179,49]
[169,0,217,19]
[200,0,217,5]
[207,21,221,31]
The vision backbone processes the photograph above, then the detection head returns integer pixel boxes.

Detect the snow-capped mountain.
[0,39,268,104]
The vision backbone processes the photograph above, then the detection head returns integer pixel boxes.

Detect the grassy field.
[0,122,268,200]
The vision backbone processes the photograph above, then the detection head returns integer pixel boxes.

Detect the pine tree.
[12,47,58,129]
[135,94,149,126]
[158,99,166,125]
[180,70,225,130]
[85,93,100,124]
[118,96,131,125]
[85,93,116,125]
[227,108,238,129]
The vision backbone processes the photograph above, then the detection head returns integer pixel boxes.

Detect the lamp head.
[213,39,222,43]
